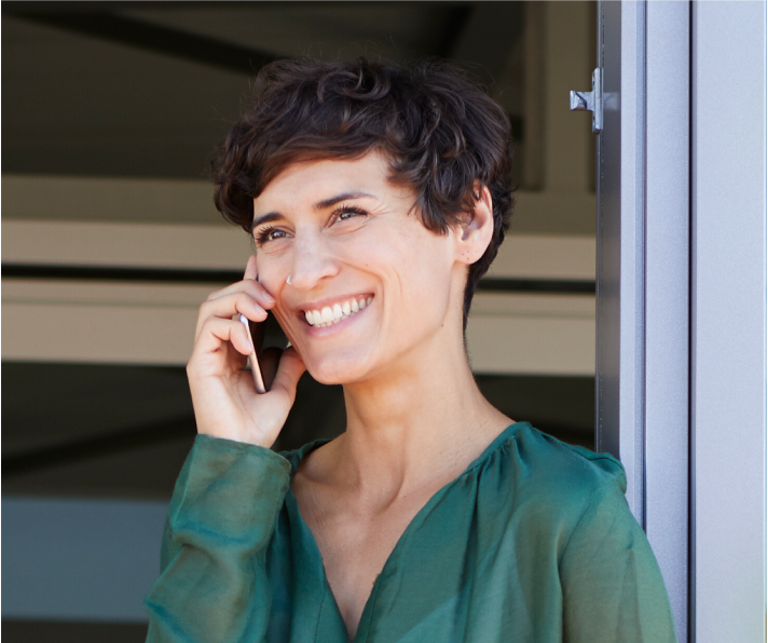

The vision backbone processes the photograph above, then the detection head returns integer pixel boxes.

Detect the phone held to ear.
[239,313,267,393]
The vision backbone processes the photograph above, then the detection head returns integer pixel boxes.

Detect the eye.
[333,204,368,223]
[254,226,290,246]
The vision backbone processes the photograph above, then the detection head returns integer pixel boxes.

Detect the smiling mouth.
[303,296,373,328]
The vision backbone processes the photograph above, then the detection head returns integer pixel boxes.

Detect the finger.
[268,347,306,403]
[195,292,268,339]
[205,278,275,309]
[193,316,255,357]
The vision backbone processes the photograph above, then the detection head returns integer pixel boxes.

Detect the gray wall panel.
[691,2,767,641]
[2,498,167,621]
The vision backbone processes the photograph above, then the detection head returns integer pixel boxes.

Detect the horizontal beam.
[2,415,195,479]
[468,315,595,376]
[1,174,223,226]
[2,220,251,271]
[1,264,595,295]
[2,174,597,232]
[2,279,595,374]
[2,217,595,280]
[2,170,598,245]
[5,7,277,75]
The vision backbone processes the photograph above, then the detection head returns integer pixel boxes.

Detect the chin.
[301,348,375,387]
[307,370,354,388]
[305,362,360,387]
[308,370,348,387]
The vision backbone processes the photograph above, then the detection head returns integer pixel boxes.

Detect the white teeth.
[304,297,372,327]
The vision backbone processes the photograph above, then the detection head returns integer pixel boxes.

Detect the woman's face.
[252,152,465,386]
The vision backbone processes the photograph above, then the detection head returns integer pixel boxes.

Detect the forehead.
[253,152,403,212]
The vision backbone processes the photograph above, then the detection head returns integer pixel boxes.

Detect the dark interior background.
[2,3,596,640]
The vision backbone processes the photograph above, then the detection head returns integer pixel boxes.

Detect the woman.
[145,59,676,642]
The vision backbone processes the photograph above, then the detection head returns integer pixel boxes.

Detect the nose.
[288,231,340,290]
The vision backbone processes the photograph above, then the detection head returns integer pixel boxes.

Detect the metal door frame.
[596,2,690,639]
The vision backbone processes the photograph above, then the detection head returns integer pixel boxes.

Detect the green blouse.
[145,422,676,642]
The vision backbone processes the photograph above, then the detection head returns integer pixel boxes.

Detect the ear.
[453,182,494,266]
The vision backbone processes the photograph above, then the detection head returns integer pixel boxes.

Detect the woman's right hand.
[186,255,306,448]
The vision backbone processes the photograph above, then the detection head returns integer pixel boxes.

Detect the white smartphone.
[239,313,267,394]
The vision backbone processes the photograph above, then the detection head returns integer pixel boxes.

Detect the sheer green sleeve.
[560,481,677,643]
[144,435,290,643]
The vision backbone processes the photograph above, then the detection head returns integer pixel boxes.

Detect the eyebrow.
[250,212,283,235]
[314,191,374,210]
[251,191,374,234]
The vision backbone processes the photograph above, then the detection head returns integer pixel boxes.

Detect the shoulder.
[481,422,625,491]
[471,423,629,532]
[279,437,334,477]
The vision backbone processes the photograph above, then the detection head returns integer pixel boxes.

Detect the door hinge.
[570,67,603,134]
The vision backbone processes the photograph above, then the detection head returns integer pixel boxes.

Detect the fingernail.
[239,314,255,351]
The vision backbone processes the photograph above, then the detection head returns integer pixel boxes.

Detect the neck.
[325,325,511,503]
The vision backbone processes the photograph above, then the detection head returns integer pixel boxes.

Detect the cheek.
[364,223,444,268]
[381,241,455,314]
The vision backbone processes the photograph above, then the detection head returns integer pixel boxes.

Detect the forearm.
[145,435,291,643]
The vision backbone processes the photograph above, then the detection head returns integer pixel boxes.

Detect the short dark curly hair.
[213,57,514,328]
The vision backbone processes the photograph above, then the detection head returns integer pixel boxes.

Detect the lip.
[298,292,374,313]
[295,292,374,332]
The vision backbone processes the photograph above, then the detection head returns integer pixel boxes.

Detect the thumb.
[269,347,306,404]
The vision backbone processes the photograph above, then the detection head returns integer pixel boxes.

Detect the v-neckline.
[283,421,526,642]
